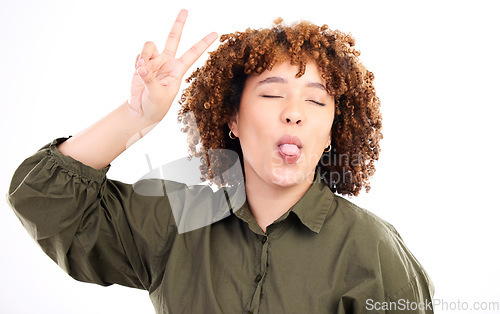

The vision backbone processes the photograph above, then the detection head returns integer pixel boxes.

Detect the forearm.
[58,100,157,169]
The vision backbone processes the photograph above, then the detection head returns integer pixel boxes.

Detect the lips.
[277,135,303,164]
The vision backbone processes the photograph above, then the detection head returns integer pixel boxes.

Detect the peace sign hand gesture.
[128,9,217,124]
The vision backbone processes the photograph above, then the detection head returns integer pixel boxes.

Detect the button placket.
[257,236,269,285]
[248,234,270,313]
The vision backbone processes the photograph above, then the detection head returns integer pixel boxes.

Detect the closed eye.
[261,95,325,106]
[308,100,326,106]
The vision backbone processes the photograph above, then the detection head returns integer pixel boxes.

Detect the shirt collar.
[234,169,335,234]
[287,169,335,233]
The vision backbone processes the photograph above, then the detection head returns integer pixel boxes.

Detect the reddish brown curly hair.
[178,18,382,196]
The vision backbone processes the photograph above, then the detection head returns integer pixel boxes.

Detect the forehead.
[246,60,325,85]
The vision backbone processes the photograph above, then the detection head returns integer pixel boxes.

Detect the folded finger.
[137,41,160,68]
[135,54,141,68]
[137,63,161,92]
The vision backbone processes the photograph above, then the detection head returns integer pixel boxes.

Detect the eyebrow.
[306,82,327,91]
[256,76,327,91]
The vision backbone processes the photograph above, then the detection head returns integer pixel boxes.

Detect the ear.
[228,112,240,137]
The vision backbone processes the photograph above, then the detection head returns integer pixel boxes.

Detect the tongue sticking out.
[279,144,299,156]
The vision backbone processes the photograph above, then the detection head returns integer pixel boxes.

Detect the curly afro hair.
[178,18,382,196]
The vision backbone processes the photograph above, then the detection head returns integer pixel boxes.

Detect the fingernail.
[136,58,144,69]
[138,68,147,76]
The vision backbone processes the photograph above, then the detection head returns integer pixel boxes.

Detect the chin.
[269,167,313,188]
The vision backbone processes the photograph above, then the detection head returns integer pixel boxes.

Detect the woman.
[7,9,434,313]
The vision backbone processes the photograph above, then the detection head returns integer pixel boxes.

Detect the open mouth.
[277,135,303,164]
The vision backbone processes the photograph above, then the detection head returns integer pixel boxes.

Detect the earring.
[229,130,237,139]
[324,144,331,153]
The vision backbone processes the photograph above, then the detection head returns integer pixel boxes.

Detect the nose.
[281,99,303,126]
[285,115,302,125]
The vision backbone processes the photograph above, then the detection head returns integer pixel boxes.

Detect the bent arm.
[7,138,176,290]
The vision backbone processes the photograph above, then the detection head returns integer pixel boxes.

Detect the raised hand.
[128,9,217,124]
[57,10,217,169]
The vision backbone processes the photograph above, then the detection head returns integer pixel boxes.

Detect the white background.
[1,0,499,313]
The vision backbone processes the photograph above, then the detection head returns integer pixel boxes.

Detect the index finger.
[163,9,188,57]
[178,32,218,73]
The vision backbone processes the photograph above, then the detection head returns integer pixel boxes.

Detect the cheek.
[237,109,267,149]
[314,114,334,140]
[238,103,276,133]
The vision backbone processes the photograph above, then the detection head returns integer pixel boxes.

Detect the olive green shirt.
[7,138,434,313]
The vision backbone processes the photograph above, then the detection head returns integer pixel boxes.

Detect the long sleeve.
[383,224,435,313]
[6,137,176,291]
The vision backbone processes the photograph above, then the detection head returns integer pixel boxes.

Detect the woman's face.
[229,60,335,188]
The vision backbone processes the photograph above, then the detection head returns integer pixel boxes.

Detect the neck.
[244,169,315,233]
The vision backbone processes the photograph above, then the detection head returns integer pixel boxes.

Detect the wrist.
[120,100,160,149]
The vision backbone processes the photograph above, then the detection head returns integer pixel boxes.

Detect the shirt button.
[261,236,267,244]
[255,274,262,282]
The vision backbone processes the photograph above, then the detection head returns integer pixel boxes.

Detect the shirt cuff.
[47,137,111,182]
